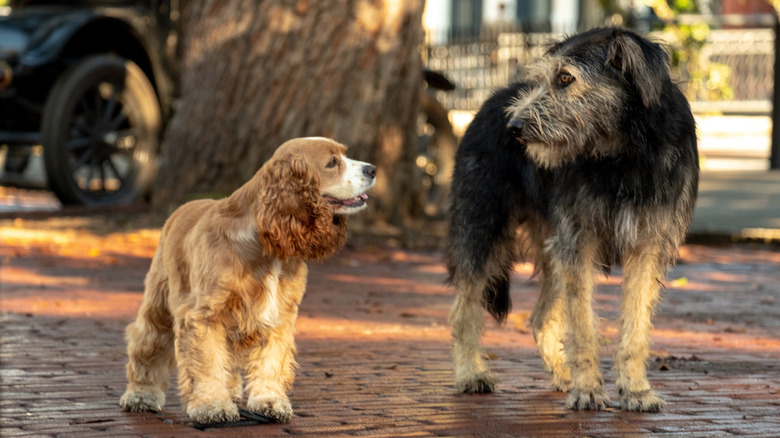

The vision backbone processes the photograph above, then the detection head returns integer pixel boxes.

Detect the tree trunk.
[772,14,780,170]
[154,0,425,223]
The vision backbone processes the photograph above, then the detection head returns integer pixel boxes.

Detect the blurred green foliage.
[649,1,734,102]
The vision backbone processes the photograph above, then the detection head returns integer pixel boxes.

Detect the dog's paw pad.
[247,396,293,423]
[119,390,163,412]
[565,387,611,410]
[457,373,496,393]
[187,399,240,424]
[619,389,665,412]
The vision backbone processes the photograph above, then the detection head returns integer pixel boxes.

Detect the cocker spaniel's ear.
[257,157,347,260]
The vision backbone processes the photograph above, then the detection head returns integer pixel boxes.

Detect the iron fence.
[425,29,775,114]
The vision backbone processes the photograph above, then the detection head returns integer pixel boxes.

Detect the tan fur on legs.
[244,260,306,423]
[175,312,240,424]
[530,254,571,391]
[449,277,496,393]
[548,242,611,410]
[120,250,175,413]
[615,244,666,411]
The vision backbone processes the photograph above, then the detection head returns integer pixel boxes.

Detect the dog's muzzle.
[363,164,377,180]
[507,118,525,143]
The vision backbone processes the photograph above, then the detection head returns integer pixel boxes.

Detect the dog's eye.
[558,72,575,87]
[325,156,340,169]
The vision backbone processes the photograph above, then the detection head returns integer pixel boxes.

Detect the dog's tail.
[483,272,512,324]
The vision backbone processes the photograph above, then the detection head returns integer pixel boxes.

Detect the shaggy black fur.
[446,27,699,323]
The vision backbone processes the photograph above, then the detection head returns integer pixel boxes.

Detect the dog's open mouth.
[323,193,368,209]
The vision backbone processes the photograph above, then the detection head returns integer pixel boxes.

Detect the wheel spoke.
[72,147,95,171]
[93,86,104,119]
[77,96,98,124]
[84,155,96,190]
[72,118,93,136]
[105,157,126,186]
[102,88,119,124]
[107,109,129,131]
[67,137,92,151]
[99,161,107,193]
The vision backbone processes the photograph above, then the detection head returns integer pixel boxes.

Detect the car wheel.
[41,54,160,206]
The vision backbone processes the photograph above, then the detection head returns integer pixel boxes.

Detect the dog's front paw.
[456,372,496,393]
[187,399,240,424]
[565,387,611,410]
[120,389,164,412]
[619,388,665,412]
[247,395,293,423]
[550,369,572,393]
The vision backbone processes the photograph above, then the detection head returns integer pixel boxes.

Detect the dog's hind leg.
[446,83,532,393]
[530,251,571,392]
[449,228,517,393]
[449,276,495,393]
[615,245,666,412]
[549,241,611,410]
[120,261,175,413]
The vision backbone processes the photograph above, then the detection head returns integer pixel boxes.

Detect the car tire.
[41,54,160,206]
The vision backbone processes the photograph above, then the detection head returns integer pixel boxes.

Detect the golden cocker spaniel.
[120,137,375,424]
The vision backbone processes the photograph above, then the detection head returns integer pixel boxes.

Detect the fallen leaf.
[483,352,500,360]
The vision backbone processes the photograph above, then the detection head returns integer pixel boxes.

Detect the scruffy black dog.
[446,27,699,412]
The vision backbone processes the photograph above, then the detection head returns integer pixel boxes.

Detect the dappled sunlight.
[323,273,450,295]
[296,315,449,342]
[0,222,160,260]
[662,280,734,292]
[0,289,141,319]
[513,262,535,275]
[415,264,447,274]
[0,219,777,358]
[652,328,780,352]
[1,266,90,288]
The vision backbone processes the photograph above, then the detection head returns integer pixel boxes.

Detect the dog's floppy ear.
[256,156,347,261]
[606,30,669,108]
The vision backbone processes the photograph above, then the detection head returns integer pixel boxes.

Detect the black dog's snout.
[363,164,377,179]
[507,118,524,139]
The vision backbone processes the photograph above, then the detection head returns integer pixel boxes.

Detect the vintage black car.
[0,0,178,206]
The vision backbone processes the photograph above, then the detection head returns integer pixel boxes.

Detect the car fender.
[18,10,150,69]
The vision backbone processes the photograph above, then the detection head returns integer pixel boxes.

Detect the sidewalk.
[690,170,780,242]
[1,216,779,436]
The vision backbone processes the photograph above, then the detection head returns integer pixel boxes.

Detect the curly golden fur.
[120,137,375,424]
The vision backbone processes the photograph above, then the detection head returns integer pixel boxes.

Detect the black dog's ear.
[606,30,670,108]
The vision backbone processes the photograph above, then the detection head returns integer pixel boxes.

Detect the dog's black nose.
[363,164,377,179]
[507,118,524,139]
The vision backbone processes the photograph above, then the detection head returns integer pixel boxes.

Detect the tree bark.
[154,0,425,223]
[772,14,780,170]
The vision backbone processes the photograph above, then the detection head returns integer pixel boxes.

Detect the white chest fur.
[254,259,283,327]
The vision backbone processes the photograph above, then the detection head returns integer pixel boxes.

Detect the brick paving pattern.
[1,219,779,436]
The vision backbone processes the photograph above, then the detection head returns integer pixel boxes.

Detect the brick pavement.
[1,219,779,437]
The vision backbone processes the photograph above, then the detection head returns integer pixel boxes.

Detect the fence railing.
[425,29,775,115]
